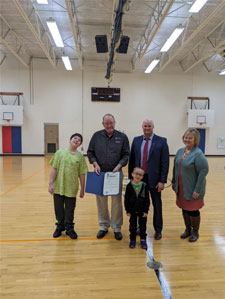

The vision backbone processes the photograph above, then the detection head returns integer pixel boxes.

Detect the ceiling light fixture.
[62,56,72,71]
[37,0,48,4]
[145,59,160,73]
[189,0,208,13]
[160,27,184,52]
[47,18,64,47]
[219,69,225,75]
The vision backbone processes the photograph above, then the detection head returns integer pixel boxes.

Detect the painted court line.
[147,240,172,299]
[0,168,43,198]
[1,234,224,243]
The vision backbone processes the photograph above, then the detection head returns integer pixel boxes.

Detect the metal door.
[44,124,59,154]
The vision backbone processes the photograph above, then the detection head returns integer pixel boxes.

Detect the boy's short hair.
[132,166,144,173]
[70,133,83,144]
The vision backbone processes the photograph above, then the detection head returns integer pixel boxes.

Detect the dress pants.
[129,212,147,241]
[143,174,163,233]
[96,195,123,232]
[54,194,76,232]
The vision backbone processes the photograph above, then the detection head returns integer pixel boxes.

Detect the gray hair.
[103,114,115,122]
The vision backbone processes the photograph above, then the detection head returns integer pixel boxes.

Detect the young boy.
[124,167,150,249]
[48,133,88,239]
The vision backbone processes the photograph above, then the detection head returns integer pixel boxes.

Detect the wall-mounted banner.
[217,136,225,149]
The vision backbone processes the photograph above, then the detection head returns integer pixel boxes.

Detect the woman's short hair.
[70,133,83,144]
[182,128,200,147]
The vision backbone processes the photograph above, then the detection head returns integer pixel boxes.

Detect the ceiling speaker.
[116,36,130,54]
[95,35,108,53]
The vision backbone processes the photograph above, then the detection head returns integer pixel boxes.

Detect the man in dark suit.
[128,119,169,240]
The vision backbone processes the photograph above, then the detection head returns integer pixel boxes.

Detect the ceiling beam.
[159,0,225,71]
[203,54,225,73]
[0,14,29,67]
[183,42,225,73]
[65,0,83,69]
[12,0,56,68]
[131,0,176,70]
[179,20,225,72]
[0,35,29,68]
[0,50,6,65]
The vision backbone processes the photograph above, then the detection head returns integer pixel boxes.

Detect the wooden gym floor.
[0,156,225,299]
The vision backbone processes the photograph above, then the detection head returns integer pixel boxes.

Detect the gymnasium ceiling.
[0,0,225,80]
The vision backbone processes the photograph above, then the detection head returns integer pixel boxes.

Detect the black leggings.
[183,209,200,217]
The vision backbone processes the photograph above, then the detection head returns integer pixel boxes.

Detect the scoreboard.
[91,87,120,102]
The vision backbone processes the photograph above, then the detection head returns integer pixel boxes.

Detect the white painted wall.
[0,58,225,155]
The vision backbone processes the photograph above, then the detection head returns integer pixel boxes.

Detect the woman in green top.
[172,128,208,242]
[48,133,88,239]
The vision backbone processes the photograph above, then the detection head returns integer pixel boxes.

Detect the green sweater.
[172,147,209,200]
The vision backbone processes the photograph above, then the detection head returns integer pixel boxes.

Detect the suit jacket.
[128,134,169,188]
[124,182,150,214]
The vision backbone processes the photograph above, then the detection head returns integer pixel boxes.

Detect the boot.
[180,210,192,239]
[189,215,200,242]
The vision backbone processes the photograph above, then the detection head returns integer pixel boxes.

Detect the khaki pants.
[96,194,123,232]
[96,172,123,232]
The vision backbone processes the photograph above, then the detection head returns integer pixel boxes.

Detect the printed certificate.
[103,172,120,196]
[85,171,121,196]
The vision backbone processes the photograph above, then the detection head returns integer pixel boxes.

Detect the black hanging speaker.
[116,36,130,54]
[95,35,108,53]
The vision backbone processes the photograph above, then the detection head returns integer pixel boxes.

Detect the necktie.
[143,139,149,173]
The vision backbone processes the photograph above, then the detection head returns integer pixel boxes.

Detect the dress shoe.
[97,230,108,239]
[53,229,63,238]
[66,230,78,239]
[154,232,162,240]
[114,232,123,240]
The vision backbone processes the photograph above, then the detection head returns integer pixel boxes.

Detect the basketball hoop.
[199,122,203,126]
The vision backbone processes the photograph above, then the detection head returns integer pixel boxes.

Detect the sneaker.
[140,239,147,249]
[97,230,108,239]
[66,230,78,239]
[129,240,136,248]
[114,232,123,240]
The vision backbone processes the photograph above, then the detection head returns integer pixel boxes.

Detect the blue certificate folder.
[85,172,121,196]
